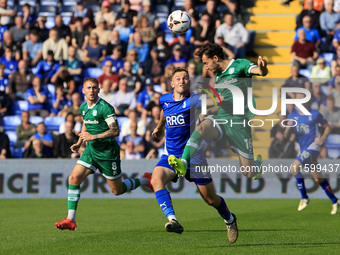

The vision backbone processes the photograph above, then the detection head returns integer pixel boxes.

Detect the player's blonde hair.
[84,77,99,88]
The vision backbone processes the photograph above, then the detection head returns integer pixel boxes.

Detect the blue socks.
[216,196,232,221]
[320,180,338,204]
[295,172,308,199]
[155,189,176,220]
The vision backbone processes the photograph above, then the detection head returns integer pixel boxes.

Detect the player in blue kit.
[286,93,339,214]
[150,68,238,243]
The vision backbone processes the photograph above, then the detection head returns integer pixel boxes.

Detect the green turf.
[0,199,339,255]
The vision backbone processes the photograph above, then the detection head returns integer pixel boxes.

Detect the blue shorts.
[155,154,212,186]
[297,149,319,165]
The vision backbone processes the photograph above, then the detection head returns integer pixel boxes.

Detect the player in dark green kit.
[169,42,268,179]
[55,78,153,230]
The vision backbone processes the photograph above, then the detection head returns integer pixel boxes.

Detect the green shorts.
[205,115,254,160]
[77,146,122,180]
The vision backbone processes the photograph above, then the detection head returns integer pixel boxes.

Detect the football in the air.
[167,10,191,34]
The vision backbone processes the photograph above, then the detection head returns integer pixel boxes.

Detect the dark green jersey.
[215,58,256,119]
[80,98,120,160]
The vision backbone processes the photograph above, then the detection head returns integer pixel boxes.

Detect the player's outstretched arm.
[250,56,268,76]
[152,110,165,139]
[316,123,332,146]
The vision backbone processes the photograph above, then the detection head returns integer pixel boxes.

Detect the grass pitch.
[0,199,339,255]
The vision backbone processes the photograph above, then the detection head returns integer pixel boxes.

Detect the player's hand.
[315,138,325,146]
[257,56,267,67]
[152,127,164,139]
[79,132,95,141]
[70,143,81,152]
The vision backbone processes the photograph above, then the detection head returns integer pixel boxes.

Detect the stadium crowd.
[0,0,339,160]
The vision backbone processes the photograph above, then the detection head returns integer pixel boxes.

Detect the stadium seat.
[38,5,57,17]
[155,4,169,23]
[12,100,28,115]
[63,0,77,6]
[299,69,311,78]
[16,5,36,16]
[194,5,206,13]
[60,5,76,25]
[44,116,65,132]
[46,84,56,96]
[155,0,168,4]
[19,0,37,6]
[7,0,14,8]
[40,0,58,6]
[320,52,334,66]
[85,1,100,16]
[2,115,21,131]
[111,4,121,13]
[217,5,229,14]
[29,116,44,125]
[327,148,340,159]
[5,131,17,146]
[83,68,103,79]
[320,85,329,96]
[324,134,340,159]
[10,146,24,158]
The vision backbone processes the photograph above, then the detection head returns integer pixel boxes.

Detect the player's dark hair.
[195,42,225,61]
[84,77,99,87]
[171,67,189,79]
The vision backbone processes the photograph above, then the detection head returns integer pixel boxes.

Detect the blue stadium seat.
[38,5,57,17]
[327,148,340,159]
[60,5,76,25]
[5,131,17,146]
[11,147,25,158]
[2,115,21,130]
[19,0,37,6]
[320,85,329,96]
[44,116,65,132]
[155,4,170,23]
[40,0,58,6]
[85,2,100,16]
[63,0,77,6]
[299,69,311,78]
[324,134,340,159]
[320,52,334,66]
[111,4,121,13]
[194,5,206,13]
[11,100,28,115]
[46,84,56,96]
[83,68,103,79]
[16,5,36,16]
[29,116,44,125]
[217,5,229,14]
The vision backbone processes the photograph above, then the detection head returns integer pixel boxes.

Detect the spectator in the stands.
[193,13,216,45]
[27,138,50,158]
[70,0,95,29]
[64,45,83,85]
[33,16,49,42]
[116,0,137,27]
[215,12,249,58]
[95,0,116,28]
[9,16,29,44]
[0,87,11,117]
[59,112,82,135]
[311,57,331,83]
[22,28,43,67]
[311,82,327,110]
[0,64,8,92]
[160,64,175,94]
[142,47,163,84]
[0,46,18,78]
[135,15,155,44]
[106,30,127,58]
[137,0,158,29]
[176,33,195,62]
[187,61,203,91]
[98,79,115,105]
[294,15,321,47]
[320,0,340,47]
[34,50,60,84]
[24,122,53,157]
[42,28,68,62]
[331,45,340,76]
[332,19,340,49]
[15,111,36,148]
[154,33,170,65]
[112,78,137,116]
[145,105,165,154]
[119,61,142,93]
[121,108,146,137]
[0,126,11,159]
[114,14,133,43]
[202,0,221,28]
[321,96,340,133]
[269,129,296,159]
[27,76,49,118]
[330,77,340,107]
[141,91,161,124]
[92,18,111,46]
[122,140,141,159]
[71,17,89,58]
[282,64,311,98]
[0,30,21,60]
[51,86,70,117]
[127,31,149,63]
[51,66,76,100]
[8,59,34,100]
[21,3,36,29]
[66,92,82,122]
[292,28,318,70]
[296,0,320,30]
[121,121,145,158]
[103,44,125,73]
[54,14,72,45]
[54,121,78,158]
[328,64,340,93]
[83,33,106,67]
[165,44,187,68]
[98,59,119,89]
[0,0,16,26]
[126,48,143,75]
[215,35,236,59]
[137,77,154,114]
